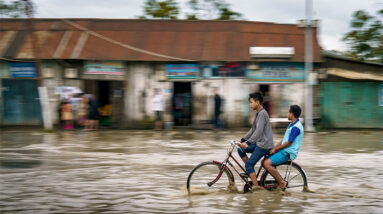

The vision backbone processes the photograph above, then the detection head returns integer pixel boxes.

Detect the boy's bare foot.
[251,185,264,191]
[279,180,288,191]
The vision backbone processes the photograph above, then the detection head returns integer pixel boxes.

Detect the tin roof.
[0,19,322,62]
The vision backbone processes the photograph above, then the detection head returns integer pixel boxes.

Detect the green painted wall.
[320,82,383,128]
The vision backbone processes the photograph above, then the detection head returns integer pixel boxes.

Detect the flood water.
[1,129,382,213]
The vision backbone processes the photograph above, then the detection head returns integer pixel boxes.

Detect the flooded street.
[1,129,382,213]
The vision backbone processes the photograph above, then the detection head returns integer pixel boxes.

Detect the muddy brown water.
[0,130,382,213]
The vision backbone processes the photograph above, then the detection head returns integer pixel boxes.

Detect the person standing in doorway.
[153,88,164,130]
[61,99,74,130]
[213,88,222,130]
[85,94,99,131]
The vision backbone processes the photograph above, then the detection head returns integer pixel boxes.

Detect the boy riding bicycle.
[238,92,274,189]
[264,105,304,190]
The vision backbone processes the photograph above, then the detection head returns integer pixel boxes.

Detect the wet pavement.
[0,129,382,213]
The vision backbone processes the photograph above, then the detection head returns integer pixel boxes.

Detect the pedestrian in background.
[213,88,223,130]
[85,94,99,131]
[152,88,164,130]
[61,99,74,130]
[77,93,88,127]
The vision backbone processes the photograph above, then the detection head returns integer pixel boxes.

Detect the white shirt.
[152,94,164,111]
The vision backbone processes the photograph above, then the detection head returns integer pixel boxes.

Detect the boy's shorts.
[269,150,289,166]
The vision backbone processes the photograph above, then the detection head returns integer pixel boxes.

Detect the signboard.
[250,47,295,58]
[10,62,37,78]
[84,61,126,75]
[380,84,383,106]
[202,62,245,78]
[247,62,305,83]
[166,64,199,80]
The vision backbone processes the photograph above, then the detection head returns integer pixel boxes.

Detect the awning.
[327,68,383,81]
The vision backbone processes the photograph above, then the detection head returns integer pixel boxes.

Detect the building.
[318,51,383,128]
[0,19,322,128]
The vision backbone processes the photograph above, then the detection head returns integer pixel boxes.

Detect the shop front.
[166,64,198,126]
[83,61,126,128]
[1,62,42,125]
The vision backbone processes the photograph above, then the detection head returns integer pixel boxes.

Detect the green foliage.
[186,0,242,20]
[143,0,179,20]
[0,0,28,18]
[343,9,383,63]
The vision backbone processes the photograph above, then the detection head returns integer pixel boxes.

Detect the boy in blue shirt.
[263,105,304,190]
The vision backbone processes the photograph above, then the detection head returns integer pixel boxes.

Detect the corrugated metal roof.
[0,19,322,62]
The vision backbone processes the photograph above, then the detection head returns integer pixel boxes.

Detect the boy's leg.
[245,146,270,187]
[237,143,256,163]
[263,151,289,188]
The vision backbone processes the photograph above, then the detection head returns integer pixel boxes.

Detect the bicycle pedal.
[240,173,249,178]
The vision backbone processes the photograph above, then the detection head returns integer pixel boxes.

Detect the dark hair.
[248,92,263,104]
[289,105,302,118]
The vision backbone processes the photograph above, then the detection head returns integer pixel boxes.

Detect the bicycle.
[186,140,308,194]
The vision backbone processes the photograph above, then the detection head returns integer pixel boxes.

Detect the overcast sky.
[25,0,383,51]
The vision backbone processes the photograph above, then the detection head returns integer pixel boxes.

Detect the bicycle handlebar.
[230,140,242,147]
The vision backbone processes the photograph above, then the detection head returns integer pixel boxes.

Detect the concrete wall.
[125,63,173,127]
[192,79,251,127]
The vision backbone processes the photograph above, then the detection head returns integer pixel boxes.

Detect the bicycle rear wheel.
[261,162,308,193]
[186,161,235,194]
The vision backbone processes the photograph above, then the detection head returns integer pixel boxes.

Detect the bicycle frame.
[208,141,268,188]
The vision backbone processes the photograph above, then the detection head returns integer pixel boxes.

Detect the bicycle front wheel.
[261,162,308,193]
[186,161,235,195]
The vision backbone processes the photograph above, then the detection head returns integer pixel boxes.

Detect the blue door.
[2,79,42,125]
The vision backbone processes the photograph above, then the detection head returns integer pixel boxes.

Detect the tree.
[186,0,242,20]
[143,0,179,20]
[343,9,383,63]
[0,0,29,18]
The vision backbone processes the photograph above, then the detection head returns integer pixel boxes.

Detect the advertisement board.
[10,62,37,78]
[166,64,199,80]
[247,62,305,83]
[84,61,126,75]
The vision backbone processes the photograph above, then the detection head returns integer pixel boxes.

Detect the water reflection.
[0,130,382,213]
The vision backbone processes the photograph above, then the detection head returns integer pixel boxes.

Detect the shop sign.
[247,62,305,83]
[202,62,246,78]
[84,61,126,75]
[166,64,199,80]
[10,62,37,78]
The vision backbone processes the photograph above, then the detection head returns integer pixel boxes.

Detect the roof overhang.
[327,68,383,81]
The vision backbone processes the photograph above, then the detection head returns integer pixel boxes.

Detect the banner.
[166,64,199,80]
[10,62,37,78]
[84,61,126,75]
[247,62,305,83]
[202,62,245,78]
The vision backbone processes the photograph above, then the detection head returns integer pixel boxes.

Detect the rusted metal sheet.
[0,19,322,62]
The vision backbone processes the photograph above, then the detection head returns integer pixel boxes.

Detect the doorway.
[173,82,192,126]
[84,80,124,127]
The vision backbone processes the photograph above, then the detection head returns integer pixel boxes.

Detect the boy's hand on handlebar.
[240,142,248,149]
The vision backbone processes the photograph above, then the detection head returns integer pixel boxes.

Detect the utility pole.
[24,0,53,130]
[304,0,315,132]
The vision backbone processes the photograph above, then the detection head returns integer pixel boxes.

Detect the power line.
[61,19,196,62]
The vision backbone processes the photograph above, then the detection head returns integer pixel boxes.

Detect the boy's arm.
[270,141,291,155]
[241,127,254,142]
[246,113,266,144]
